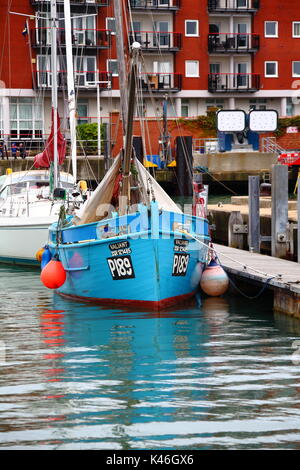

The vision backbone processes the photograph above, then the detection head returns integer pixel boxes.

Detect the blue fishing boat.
[45,38,211,309]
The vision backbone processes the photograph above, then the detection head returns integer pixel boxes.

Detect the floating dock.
[214,243,300,319]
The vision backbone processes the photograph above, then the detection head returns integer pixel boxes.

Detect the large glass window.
[10,98,43,139]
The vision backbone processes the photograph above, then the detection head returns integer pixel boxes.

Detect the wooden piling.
[228,211,244,249]
[248,175,260,253]
[271,164,289,259]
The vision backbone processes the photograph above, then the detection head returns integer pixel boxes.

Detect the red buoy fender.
[40,259,66,289]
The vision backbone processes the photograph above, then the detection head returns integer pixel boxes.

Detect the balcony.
[36,71,112,90]
[129,0,180,11]
[208,33,259,53]
[31,28,111,49]
[129,31,182,52]
[31,0,108,7]
[208,0,259,13]
[208,73,260,92]
[139,73,182,92]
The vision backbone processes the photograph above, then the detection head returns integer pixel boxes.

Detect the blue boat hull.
[48,204,210,309]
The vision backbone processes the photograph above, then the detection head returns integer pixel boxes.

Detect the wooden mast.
[118,43,141,216]
[112,0,128,134]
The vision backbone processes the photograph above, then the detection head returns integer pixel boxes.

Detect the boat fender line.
[41,245,52,269]
[179,230,280,300]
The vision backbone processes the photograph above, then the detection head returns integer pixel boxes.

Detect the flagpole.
[50,0,59,190]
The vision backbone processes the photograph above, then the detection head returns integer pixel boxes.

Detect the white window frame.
[293,22,300,38]
[265,61,278,77]
[185,20,199,37]
[185,60,199,78]
[292,61,300,77]
[9,97,44,140]
[107,59,119,77]
[106,17,116,35]
[264,21,278,38]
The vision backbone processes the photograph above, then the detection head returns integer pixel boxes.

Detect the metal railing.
[261,137,286,154]
[36,71,111,89]
[31,0,108,6]
[208,33,259,53]
[139,73,182,92]
[193,138,219,154]
[129,31,182,51]
[208,0,259,11]
[129,0,180,10]
[208,73,260,92]
[31,28,111,48]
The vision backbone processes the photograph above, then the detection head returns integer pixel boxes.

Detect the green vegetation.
[177,108,218,137]
[76,122,105,154]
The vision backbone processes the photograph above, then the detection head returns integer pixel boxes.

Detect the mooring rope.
[179,230,281,300]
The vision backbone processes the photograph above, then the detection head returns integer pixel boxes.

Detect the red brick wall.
[0,0,34,89]
[253,0,300,90]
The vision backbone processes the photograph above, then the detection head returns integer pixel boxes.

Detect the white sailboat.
[0,0,84,265]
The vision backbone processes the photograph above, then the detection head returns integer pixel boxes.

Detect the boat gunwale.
[48,229,211,250]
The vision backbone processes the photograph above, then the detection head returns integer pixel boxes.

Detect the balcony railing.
[36,71,111,89]
[129,31,182,52]
[31,28,111,49]
[208,0,259,12]
[31,0,108,6]
[208,73,260,92]
[129,0,180,10]
[139,73,182,92]
[208,33,259,53]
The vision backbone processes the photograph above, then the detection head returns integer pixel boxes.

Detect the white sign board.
[217,110,246,132]
[286,127,298,133]
[249,110,278,132]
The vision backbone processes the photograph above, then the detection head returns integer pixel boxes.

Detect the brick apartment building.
[0,0,300,149]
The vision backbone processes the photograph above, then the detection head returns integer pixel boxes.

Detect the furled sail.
[34,108,66,168]
[74,156,182,226]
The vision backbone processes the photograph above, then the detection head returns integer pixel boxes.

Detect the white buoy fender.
[200,259,229,297]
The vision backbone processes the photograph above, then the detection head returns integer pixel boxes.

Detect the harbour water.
[0,265,300,450]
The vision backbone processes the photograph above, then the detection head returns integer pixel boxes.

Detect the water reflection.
[0,266,300,449]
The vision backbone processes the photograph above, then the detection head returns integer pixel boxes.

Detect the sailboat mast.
[119,43,140,216]
[63,0,77,182]
[50,0,59,189]
[112,0,128,134]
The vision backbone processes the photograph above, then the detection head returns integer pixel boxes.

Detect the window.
[185,60,199,77]
[286,97,294,116]
[206,98,224,111]
[107,59,119,76]
[249,98,267,111]
[185,20,199,37]
[75,56,97,86]
[77,100,89,125]
[293,22,300,37]
[106,17,116,35]
[10,98,43,139]
[265,61,278,77]
[265,21,278,37]
[293,61,300,77]
[181,99,190,117]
